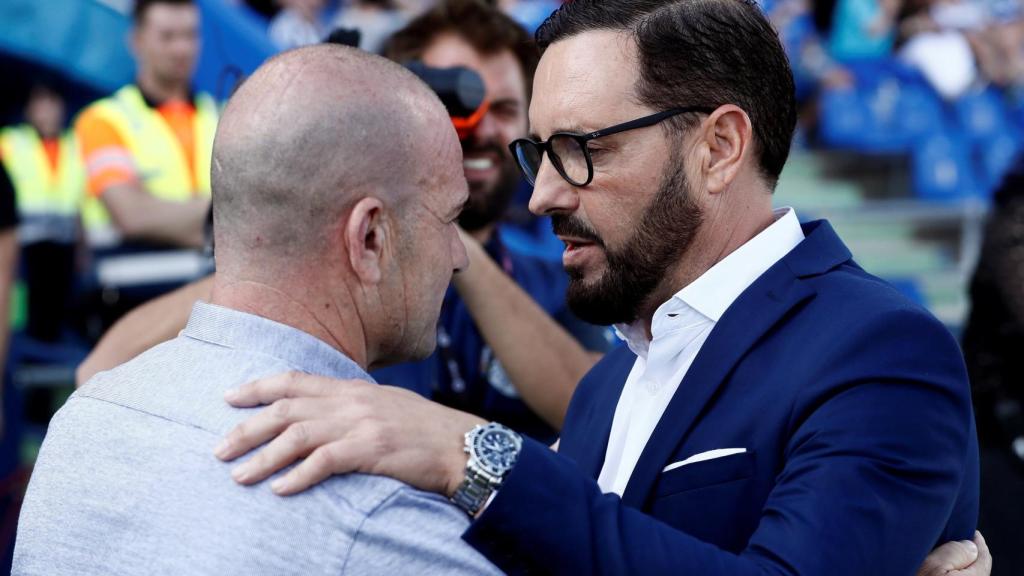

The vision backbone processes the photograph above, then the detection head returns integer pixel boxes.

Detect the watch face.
[471,425,521,477]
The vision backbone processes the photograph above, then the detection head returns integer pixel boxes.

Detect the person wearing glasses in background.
[213,1,992,575]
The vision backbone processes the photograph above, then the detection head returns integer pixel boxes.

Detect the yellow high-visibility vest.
[0,125,85,244]
[79,84,218,237]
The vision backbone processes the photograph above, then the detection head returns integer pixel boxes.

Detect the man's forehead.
[419,165,469,218]
[418,129,466,193]
[140,3,199,28]
[421,34,526,102]
[529,30,640,134]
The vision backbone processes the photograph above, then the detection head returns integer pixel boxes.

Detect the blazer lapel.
[619,219,851,509]
[620,267,813,507]
[561,346,637,479]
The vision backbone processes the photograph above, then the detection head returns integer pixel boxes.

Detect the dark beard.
[458,146,520,232]
[555,159,703,326]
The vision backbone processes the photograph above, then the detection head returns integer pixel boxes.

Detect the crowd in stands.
[241,0,1024,201]
[248,0,565,52]
[781,0,1024,199]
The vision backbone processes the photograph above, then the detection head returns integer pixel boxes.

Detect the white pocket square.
[662,448,747,473]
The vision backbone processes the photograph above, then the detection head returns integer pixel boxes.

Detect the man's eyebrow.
[551,124,594,136]
[491,97,521,108]
[527,124,590,141]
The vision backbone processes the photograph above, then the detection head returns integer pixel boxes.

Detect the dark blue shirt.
[372,225,612,443]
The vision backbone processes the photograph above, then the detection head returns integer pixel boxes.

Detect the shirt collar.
[678,207,804,322]
[181,301,372,381]
[614,207,804,353]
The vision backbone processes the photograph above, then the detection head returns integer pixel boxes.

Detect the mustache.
[551,214,604,247]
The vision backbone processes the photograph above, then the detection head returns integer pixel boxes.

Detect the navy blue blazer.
[464,220,979,575]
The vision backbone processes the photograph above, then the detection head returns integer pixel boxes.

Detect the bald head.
[210,44,469,367]
[211,44,460,276]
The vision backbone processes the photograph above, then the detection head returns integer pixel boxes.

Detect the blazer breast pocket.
[654,449,756,498]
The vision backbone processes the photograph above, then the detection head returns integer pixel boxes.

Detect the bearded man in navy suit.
[211,1,987,574]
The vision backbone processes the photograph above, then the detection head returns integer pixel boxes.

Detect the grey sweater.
[13,302,501,575]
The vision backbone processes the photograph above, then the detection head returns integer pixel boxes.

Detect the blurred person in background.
[75,0,215,251]
[76,0,607,444]
[962,156,1024,576]
[896,0,1024,100]
[0,84,84,342]
[0,164,19,575]
[964,4,1024,92]
[375,0,608,441]
[0,166,20,442]
[268,0,328,50]
[827,0,902,61]
[331,0,407,54]
[795,0,895,93]
[896,0,982,100]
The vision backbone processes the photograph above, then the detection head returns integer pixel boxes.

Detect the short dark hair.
[384,0,539,98]
[133,0,196,25]
[536,0,797,188]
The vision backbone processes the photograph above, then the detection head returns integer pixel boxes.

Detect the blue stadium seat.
[819,87,871,148]
[978,131,1021,193]
[955,87,1011,142]
[953,87,1022,193]
[820,59,944,153]
[895,75,945,142]
[912,131,981,200]
[1012,97,1024,133]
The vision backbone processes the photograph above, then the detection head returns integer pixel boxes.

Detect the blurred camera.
[325,28,488,141]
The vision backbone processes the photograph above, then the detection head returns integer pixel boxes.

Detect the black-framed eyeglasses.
[508,106,715,188]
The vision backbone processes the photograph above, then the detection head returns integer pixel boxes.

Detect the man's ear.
[344,197,388,285]
[698,105,754,195]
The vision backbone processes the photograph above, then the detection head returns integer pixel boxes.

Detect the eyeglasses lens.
[550,135,589,185]
[514,141,542,186]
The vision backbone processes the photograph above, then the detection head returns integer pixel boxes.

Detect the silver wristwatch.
[450,422,522,516]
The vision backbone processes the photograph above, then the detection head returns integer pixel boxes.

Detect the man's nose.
[472,111,500,143]
[528,156,580,216]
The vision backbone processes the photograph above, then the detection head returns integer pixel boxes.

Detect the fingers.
[917,539,979,576]
[269,441,373,496]
[224,372,367,408]
[973,531,992,574]
[228,418,340,486]
[216,397,321,461]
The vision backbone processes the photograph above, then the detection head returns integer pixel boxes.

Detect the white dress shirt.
[597,208,805,496]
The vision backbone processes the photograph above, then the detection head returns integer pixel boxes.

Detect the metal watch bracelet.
[450,461,496,516]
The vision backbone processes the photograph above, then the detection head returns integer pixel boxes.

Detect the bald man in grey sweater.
[13,45,499,575]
